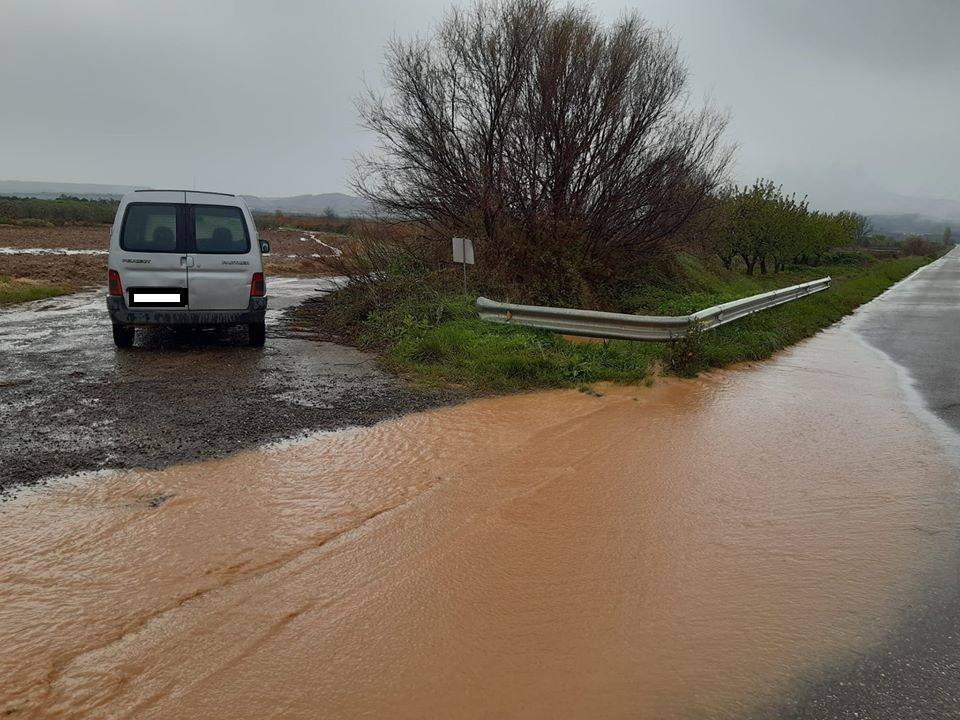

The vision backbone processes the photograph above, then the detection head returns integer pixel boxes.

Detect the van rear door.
[184,193,255,311]
[115,193,189,308]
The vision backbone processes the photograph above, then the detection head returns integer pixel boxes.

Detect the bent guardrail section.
[476,277,831,342]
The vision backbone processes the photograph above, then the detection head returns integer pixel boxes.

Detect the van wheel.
[112,323,135,348]
[248,321,266,347]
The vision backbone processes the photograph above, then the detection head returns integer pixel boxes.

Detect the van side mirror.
[260,240,270,254]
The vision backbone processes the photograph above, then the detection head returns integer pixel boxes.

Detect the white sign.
[452,237,475,265]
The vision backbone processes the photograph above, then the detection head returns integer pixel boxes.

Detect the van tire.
[248,321,266,347]
[112,323,135,348]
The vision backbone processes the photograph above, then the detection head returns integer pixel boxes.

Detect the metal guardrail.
[476,277,831,342]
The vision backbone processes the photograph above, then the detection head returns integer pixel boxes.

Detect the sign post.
[452,237,475,294]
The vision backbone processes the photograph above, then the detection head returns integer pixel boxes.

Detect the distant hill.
[869,213,955,238]
[0,180,370,217]
[7,179,953,230]
[241,193,370,217]
[866,194,960,227]
[0,180,143,200]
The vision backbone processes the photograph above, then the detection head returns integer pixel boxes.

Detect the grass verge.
[0,276,70,305]
[298,254,935,393]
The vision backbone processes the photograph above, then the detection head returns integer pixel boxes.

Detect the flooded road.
[781,249,960,718]
[0,278,451,491]
[2,313,958,717]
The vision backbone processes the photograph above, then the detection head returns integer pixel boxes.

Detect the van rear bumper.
[107,296,267,326]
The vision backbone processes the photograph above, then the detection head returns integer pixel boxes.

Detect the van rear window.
[120,204,180,253]
[193,206,250,254]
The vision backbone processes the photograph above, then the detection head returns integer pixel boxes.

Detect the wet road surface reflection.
[1,325,958,718]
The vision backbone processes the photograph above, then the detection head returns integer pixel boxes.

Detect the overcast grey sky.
[2,0,958,214]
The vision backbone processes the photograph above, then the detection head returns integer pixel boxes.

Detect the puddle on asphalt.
[1,325,959,719]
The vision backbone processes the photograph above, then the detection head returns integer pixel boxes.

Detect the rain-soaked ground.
[2,253,960,718]
[0,277,453,492]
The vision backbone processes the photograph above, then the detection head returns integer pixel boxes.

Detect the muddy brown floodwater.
[2,324,958,719]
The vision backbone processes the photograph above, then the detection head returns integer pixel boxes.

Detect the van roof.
[133,189,236,197]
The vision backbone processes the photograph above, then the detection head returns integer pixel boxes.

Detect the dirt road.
[0,278,451,493]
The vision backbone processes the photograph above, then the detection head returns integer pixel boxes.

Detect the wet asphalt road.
[776,248,960,719]
[0,277,450,495]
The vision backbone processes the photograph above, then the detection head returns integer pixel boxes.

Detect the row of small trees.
[707,180,865,275]
[0,195,119,226]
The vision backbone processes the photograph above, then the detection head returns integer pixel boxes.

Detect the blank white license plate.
[133,292,181,304]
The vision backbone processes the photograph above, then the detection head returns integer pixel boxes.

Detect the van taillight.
[108,269,123,297]
[250,272,265,297]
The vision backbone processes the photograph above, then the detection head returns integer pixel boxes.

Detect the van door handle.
[180,256,195,268]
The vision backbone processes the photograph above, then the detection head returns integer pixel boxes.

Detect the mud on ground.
[0,279,458,495]
[0,224,109,250]
[0,224,346,289]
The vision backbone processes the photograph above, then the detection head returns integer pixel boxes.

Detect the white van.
[106,190,270,348]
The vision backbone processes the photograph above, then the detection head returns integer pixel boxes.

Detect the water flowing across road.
[2,255,960,718]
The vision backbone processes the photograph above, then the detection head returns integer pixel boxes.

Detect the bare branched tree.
[838,211,872,247]
[355,0,731,300]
